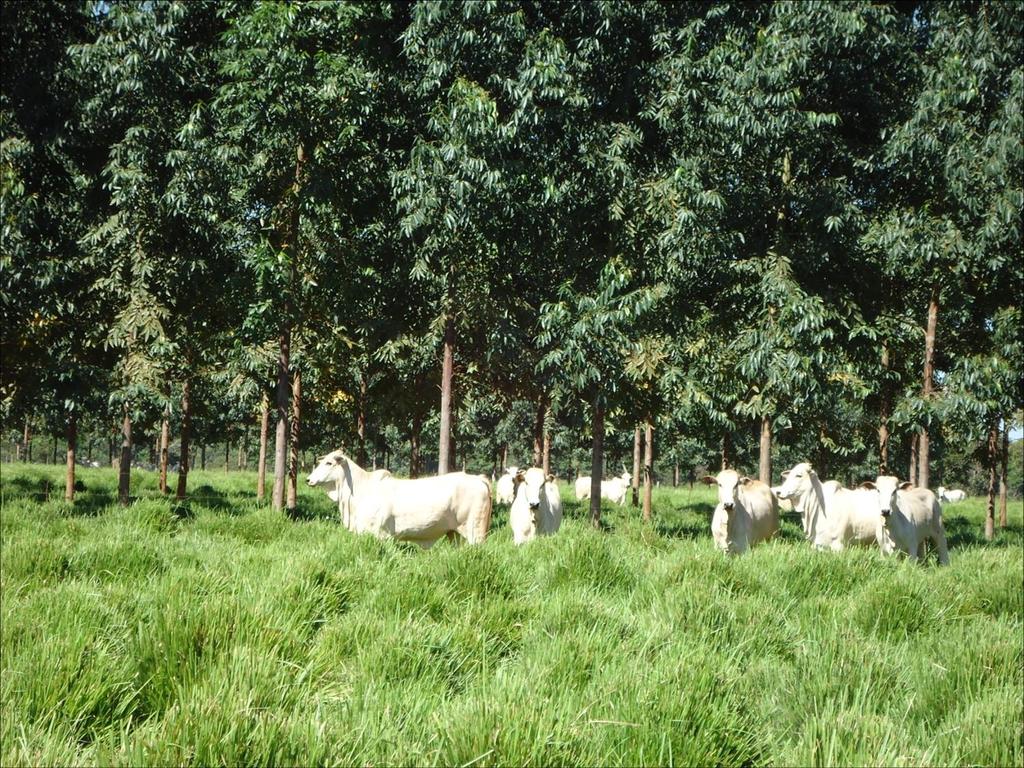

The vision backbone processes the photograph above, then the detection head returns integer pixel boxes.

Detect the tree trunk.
[237,431,245,470]
[642,416,654,522]
[118,406,132,505]
[200,444,206,471]
[985,420,998,541]
[438,317,455,475]
[999,418,1009,529]
[500,443,507,473]
[909,432,919,486]
[879,341,891,475]
[542,427,551,476]
[257,392,270,502]
[225,440,231,473]
[673,461,679,487]
[64,410,77,502]
[631,425,642,507]
[52,435,58,465]
[532,395,546,467]
[22,416,30,463]
[721,431,732,471]
[272,326,291,510]
[589,393,605,528]
[357,372,368,465]
[759,415,772,484]
[87,438,94,464]
[107,434,114,468]
[410,421,421,479]
[919,284,939,490]
[175,379,192,501]
[159,407,170,494]
[287,369,302,512]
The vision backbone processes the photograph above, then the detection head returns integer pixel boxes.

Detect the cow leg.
[906,540,920,563]
[446,530,462,547]
[934,533,950,566]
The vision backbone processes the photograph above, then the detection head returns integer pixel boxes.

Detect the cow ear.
[898,481,913,490]
[859,481,876,490]
[780,470,790,478]
[701,475,716,485]
[546,474,556,483]
[739,476,751,485]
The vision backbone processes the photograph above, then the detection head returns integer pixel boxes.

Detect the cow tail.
[474,475,493,544]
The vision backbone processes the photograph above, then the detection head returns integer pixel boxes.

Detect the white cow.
[937,486,966,503]
[775,463,878,550]
[703,470,778,555]
[496,466,519,505]
[575,471,631,505]
[508,467,562,545]
[307,450,492,547]
[864,476,950,565]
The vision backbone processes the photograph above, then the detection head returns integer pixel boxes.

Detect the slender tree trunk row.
[642,415,654,522]
[64,410,77,502]
[118,405,132,505]
[175,378,191,501]
[759,414,772,484]
[589,393,604,528]
[631,425,642,507]
[984,420,998,541]
[438,316,455,475]
[918,284,939,490]
[257,392,269,502]
[159,407,170,494]
[287,369,302,512]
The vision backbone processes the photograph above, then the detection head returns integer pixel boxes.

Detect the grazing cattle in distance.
[575,471,631,505]
[496,466,518,505]
[864,476,950,565]
[937,486,967,503]
[703,469,778,555]
[307,450,492,548]
[509,467,562,545]
[775,463,878,550]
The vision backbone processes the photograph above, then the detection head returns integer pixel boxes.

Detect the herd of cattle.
[307,450,967,564]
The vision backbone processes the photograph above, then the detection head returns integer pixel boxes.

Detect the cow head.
[620,470,632,484]
[307,450,354,502]
[513,467,549,514]
[859,475,911,519]
[702,469,751,512]
[774,462,816,503]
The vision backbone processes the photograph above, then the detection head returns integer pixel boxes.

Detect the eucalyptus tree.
[214,0,381,510]
[0,0,115,500]
[539,258,662,526]
[394,2,537,474]
[71,0,235,501]
[864,0,1023,490]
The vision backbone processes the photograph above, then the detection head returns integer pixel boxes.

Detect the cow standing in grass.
[863,476,950,565]
[495,466,518,505]
[576,470,631,505]
[775,462,878,550]
[703,469,778,555]
[307,450,492,547]
[937,486,966,503]
[508,467,562,545]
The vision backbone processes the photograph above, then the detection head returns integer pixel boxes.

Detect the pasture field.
[1,464,1022,767]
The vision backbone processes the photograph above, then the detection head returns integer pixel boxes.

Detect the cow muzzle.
[723,502,734,511]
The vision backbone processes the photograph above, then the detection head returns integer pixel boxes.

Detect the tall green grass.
[2,464,1021,766]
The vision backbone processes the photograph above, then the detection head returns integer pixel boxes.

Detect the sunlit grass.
[1,464,1021,766]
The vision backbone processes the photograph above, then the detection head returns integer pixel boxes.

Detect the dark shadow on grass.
[944,514,1022,549]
